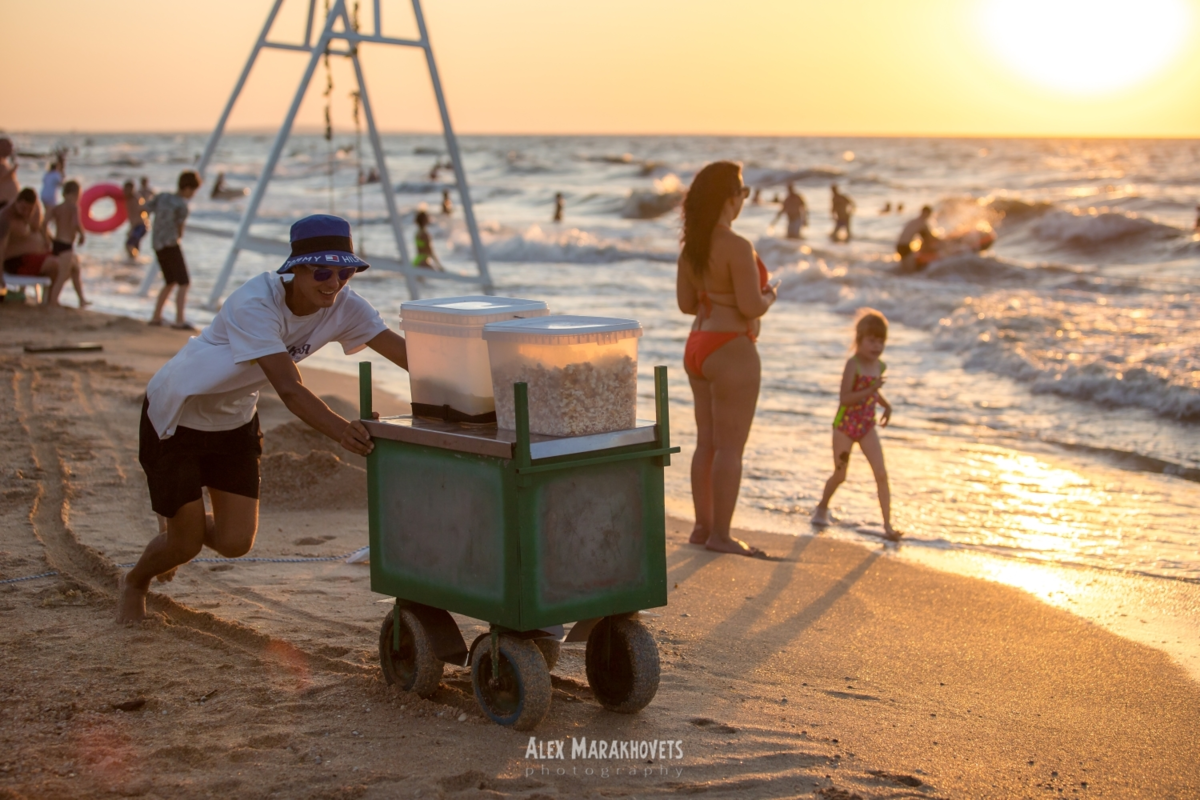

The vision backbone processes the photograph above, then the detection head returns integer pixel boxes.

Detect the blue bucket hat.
[277,214,370,274]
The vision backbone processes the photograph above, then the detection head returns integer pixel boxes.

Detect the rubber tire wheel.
[379,608,443,698]
[534,638,561,672]
[471,634,552,730]
[585,616,660,713]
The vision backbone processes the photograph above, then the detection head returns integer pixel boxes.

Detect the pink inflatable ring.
[80,183,128,233]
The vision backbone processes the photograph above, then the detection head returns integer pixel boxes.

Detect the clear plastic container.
[482,315,642,436]
[399,296,548,420]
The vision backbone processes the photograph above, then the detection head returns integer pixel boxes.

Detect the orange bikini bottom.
[684,331,744,378]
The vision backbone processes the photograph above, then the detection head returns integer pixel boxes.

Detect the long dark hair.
[681,161,742,277]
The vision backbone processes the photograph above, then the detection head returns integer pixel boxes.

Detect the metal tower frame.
[138,0,492,307]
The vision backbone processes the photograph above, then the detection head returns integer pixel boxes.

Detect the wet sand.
[1,305,1198,799]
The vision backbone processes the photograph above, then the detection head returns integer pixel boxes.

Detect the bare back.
[48,202,82,244]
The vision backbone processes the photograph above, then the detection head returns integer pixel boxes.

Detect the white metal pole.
[206,1,347,309]
[348,48,421,299]
[410,0,493,293]
[304,0,317,47]
[138,0,286,298]
[197,0,286,178]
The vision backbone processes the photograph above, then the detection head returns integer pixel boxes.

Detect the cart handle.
[359,361,373,419]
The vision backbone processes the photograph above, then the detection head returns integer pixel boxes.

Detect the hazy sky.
[4,0,1200,137]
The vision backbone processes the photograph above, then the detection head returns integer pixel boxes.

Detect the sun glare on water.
[978,0,1192,94]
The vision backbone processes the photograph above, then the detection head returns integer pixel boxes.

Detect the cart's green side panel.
[368,438,523,629]
[516,456,668,630]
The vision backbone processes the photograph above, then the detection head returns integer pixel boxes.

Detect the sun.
[978,0,1193,95]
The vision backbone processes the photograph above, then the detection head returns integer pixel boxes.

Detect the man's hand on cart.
[260,353,382,456]
[341,417,377,456]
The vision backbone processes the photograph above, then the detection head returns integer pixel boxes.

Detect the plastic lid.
[400,296,548,328]
[482,315,643,345]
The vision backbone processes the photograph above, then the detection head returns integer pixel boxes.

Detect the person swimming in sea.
[412,210,444,271]
[811,308,901,541]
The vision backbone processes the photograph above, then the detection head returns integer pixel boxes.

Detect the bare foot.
[155,566,178,584]
[705,536,768,559]
[79,300,92,308]
[116,573,148,623]
[883,524,903,542]
[688,525,709,545]
[811,507,833,528]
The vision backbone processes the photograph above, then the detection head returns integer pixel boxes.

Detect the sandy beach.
[2,305,1198,800]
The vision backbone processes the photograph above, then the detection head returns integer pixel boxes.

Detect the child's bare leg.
[151,282,175,323]
[43,257,69,307]
[118,498,208,622]
[858,428,899,539]
[174,284,190,324]
[813,429,853,526]
[688,375,715,544]
[67,254,89,306]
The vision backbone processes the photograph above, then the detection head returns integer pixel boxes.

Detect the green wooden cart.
[359,363,679,730]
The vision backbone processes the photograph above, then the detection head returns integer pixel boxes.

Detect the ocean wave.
[940,291,1200,422]
[1046,439,1200,484]
[745,166,843,188]
[456,225,676,264]
[1025,209,1181,250]
[621,174,685,219]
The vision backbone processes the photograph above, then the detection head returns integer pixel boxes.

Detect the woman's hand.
[340,419,375,456]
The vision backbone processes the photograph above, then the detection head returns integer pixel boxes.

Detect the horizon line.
[5,128,1200,142]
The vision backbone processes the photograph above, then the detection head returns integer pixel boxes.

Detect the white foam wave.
[453,224,676,264]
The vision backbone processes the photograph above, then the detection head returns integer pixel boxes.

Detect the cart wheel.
[534,638,561,672]
[471,634,551,730]
[379,607,443,698]
[585,616,660,713]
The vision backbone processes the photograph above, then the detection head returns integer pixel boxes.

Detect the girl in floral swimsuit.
[812,309,901,540]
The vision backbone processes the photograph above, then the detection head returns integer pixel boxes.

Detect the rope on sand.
[0,550,366,586]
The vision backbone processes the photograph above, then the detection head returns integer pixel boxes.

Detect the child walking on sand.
[812,308,901,540]
[43,180,89,307]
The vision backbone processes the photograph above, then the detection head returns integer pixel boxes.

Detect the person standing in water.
[812,309,900,541]
[123,181,148,259]
[553,192,564,223]
[895,205,938,273]
[441,189,453,216]
[118,214,411,622]
[773,182,807,240]
[41,157,64,210]
[830,183,854,242]
[412,210,444,271]
[677,161,777,558]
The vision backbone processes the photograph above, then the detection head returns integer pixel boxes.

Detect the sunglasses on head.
[310,266,357,282]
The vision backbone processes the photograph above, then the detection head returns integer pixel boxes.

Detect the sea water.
[10,133,1198,669]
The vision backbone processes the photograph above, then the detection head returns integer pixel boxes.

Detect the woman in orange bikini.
[677,161,777,558]
[811,309,901,540]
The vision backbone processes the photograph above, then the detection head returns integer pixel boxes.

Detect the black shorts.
[896,243,912,258]
[139,399,262,518]
[52,240,74,256]
[155,245,190,286]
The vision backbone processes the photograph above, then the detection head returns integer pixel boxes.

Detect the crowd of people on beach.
[0,135,205,318]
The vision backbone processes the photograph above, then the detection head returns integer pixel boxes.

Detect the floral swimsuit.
[832,358,885,442]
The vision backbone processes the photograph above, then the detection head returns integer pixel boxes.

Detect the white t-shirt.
[145,271,388,438]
